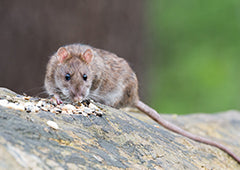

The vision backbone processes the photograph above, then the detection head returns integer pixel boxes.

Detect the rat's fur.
[45,44,240,163]
[45,44,138,107]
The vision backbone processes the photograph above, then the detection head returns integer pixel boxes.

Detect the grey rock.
[0,87,239,169]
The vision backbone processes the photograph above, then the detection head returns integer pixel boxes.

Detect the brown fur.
[45,44,138,107]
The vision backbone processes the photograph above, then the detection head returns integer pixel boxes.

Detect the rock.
[0,87,239,169]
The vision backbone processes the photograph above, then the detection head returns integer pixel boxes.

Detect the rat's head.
[54,47,94,102]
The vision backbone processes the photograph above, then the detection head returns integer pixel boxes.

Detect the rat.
[44,43,240,163]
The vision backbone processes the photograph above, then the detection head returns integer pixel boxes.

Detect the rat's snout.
[73,95,83,102]
[72,89,84,102]
[71,85,85,102]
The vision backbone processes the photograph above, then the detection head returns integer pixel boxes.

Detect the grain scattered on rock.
[47,121,59,130]
[0,94,103,117]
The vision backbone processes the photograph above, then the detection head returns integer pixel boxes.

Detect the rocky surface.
[0,87,239,169]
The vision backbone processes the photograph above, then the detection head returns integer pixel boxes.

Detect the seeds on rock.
[37,101,46,107]
[83,107,92,114]
[82,112,88,117]
[23,96,31,100]
[0,99,9,107]
[54,108,62,114]
[89,103,98,110]
[24,102,36,113]
[62,104,75,114]
[0,94,103,117]
[8,103,25,111]
[47,120,59,130]
[95,111,103,117]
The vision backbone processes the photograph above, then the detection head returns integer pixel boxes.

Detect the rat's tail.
[136,100,240,164]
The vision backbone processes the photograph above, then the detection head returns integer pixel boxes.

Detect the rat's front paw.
[56,98,63,105]
[51,95,62,105]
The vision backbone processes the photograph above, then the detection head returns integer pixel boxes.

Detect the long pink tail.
[136,100,240,164]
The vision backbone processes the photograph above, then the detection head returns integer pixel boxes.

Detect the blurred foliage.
[147,1,240,114]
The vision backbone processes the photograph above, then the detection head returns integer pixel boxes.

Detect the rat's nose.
[73,95,82,102]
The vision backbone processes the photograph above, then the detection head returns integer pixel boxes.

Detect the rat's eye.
[83,74,87,81]
[65,73,71,81]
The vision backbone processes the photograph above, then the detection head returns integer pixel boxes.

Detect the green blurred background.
[147,1,240,114]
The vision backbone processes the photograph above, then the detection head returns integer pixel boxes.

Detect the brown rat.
[45,43,240,163]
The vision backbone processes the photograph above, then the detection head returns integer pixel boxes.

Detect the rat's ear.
[82,49,93,64]
[57,47,71,63]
